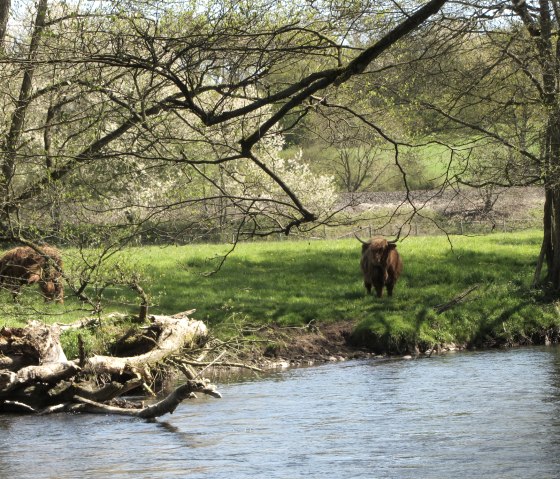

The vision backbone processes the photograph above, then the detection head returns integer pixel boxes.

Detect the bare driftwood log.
[0,311,221,417]
[0,362,80,393]
[79,312,207,376]
[68,380,221,418]
[0,320,67,366]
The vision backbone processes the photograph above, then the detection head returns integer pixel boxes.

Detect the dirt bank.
[238,318,558,372]
[240,320,464,370]
[256,321,368,367]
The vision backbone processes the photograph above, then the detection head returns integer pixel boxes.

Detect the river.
[1,347,560,478]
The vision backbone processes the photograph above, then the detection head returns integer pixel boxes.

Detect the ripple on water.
[1,347,560,478]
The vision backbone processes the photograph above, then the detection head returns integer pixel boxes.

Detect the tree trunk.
[1,0,48,218]
[0,0,9,54]
[0,312,221,417]
[539,188,560,290]
[80,313,207,376]
[540,106,560,289]
[551,192,560,288]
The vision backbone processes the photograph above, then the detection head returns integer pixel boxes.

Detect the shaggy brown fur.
[0,245,64,303]
[359,237,403,298]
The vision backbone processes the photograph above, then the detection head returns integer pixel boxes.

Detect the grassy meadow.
[293,140,467,191]
[1,230,558,357]
[144,231,558,353]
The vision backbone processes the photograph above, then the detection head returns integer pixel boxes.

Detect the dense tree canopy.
[0,0,446,246]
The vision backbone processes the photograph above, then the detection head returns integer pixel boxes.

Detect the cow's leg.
[374,284,383,298]
[10,285,21,303]
[386,282,394,297]
[364,282,372,294]
[40,280,56,301]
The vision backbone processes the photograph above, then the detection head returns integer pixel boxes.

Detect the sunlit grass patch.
[0,230,557,354]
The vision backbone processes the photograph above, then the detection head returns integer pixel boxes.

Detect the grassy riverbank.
[2,230,559,357]
[144,230,558,353]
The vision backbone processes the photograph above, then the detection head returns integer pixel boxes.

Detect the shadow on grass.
[150,247,362,325]
[107,235,555,354]
[486,236,542,247]
[342,291,365,300]
[468,302,534,348]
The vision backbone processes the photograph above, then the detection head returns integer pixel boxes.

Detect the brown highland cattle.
[0,245,64,303]
[357,236,403,298]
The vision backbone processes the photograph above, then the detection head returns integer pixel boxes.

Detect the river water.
[1,347,560,478]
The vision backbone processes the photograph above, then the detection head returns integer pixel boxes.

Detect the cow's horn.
[354,233,369,245]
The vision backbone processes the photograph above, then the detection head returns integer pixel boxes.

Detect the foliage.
[0,0,451,255]
[224,145,337,226]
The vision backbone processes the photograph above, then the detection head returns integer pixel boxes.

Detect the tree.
[0,0,447,246]
[0,0,450,414]
[507,0,560,289]
[389,1,560,289]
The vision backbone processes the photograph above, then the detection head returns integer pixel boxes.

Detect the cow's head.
[356,235,397,266]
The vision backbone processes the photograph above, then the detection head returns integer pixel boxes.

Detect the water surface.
[1,347,560,478]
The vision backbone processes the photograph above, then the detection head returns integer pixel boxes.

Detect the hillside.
[346,186,543,219]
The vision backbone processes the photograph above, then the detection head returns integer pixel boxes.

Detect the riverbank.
[4,230,560,368]
[242,316,560,373]
[235,317,543,372]
[158,230,559,361]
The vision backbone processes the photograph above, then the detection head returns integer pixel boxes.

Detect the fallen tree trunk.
[0,362,80,393]
[79,312,207,376]
[0,320,68,365]
[68,380,221,418]
[0,311,221,418]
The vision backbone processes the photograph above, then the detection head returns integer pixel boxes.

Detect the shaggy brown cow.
[357,236,403,298]
[0,245,64,303]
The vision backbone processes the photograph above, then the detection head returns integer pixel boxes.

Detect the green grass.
[146,231,559,352]
[291,141,464,191]
[1,230,558,356]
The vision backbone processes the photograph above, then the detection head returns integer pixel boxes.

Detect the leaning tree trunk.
[533,188,552,288]
[0,312,221,417]
[0,0,9,55]
[531,0,560,291]
[550,190,560,289]
[539,188,560,290]
[539,106,560,290]
[1,0,48,202]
